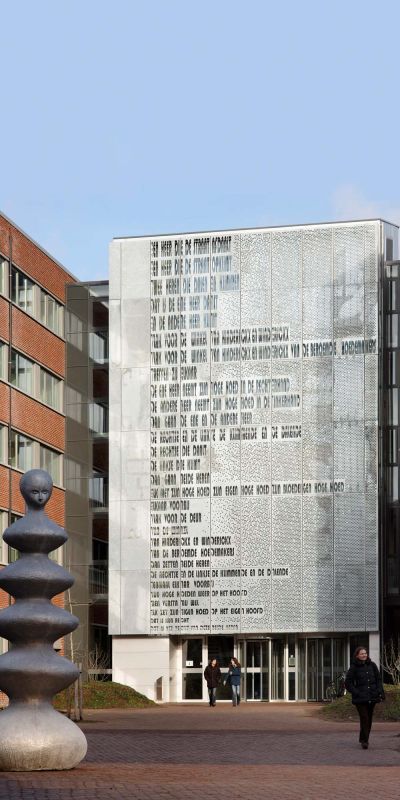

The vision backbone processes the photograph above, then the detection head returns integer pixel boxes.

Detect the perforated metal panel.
[114,222,381,636]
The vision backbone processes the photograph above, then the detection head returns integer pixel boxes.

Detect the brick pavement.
[0,704,399,799]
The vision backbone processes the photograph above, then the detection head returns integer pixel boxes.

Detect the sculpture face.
[19,470,53,510]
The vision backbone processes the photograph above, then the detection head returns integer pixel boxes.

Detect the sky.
[1,0,400,281]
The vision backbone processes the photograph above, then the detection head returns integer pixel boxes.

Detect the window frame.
[11,265,65,338]
[10,349,34,395]
[9,428,63,487]
[0,256,9,298]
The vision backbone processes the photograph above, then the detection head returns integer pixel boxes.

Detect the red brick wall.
[0,216,74,303]
[0,384,10,424]
[11,391,64,452]
[0,470,65,523]
[0,214,78,663]
[12,307,65,377]
[0,297,9,340]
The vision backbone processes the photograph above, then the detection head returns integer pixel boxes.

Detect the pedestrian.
[224,657,241,706]
[345,646,385,749]
[204,658,221,706]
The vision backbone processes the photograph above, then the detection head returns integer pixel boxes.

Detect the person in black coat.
[204,659,221,706]
[345,646,385,749]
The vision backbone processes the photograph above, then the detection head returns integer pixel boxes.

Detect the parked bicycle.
[325,672,347,702]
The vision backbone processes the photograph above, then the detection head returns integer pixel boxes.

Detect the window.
[0,257,8,297]
[39,289,64,336]
[7,512,22,565]
[10,350,34,394]
[0,341,8,381]
[0,424,7,464]
[89,331,108,363]
[0,510,8,564]
[9,349,63,411]
[65,386,84,422]
[65,457,84,495]
[40,444,62,485]
[40,367,62,411]
[10,431,34,471]
[89,402,108,434]
[11,267,34,314]
[387,238,394,262]
[11,266,64,337]
[65,311,84,349]
[89,472,108,508]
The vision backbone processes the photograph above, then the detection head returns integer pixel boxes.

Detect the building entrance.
[244,641,269,700]
[237,639,285,701]
[297,638,347,701]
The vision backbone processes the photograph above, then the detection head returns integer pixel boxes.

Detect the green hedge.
[53,681,156,710]
[320,684,400,721]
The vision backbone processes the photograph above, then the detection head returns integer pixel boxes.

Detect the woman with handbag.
[345,646,385,749]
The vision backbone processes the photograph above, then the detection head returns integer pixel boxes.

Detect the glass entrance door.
[245,641,269,700]
[305,638,347,701]
[271,639,285,699]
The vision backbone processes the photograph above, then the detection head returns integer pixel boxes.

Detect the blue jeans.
[231,684,240,705]
[208,687,217,706]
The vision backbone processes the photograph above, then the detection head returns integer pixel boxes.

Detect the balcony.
[89,475,108,510]
[89,561,108,600]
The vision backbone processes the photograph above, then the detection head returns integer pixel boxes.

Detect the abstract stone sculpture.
[0,469,87,770]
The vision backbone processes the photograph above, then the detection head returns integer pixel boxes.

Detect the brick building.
[0,211,76,651]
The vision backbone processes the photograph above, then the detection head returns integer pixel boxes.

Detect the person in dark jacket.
[345,646,385,748]
[224,657,241,706]
[204,658,221,706]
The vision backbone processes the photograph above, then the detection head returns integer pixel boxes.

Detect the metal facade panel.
[111,221,381,636]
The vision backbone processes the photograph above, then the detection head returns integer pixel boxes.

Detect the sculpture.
[0,469,87,770]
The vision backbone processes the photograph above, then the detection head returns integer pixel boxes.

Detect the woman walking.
[345,646,385,749]
[225,657,241,706]
[204,658,221,706]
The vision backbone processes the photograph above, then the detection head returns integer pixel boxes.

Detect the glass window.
[8,513,22,565]
[388,429,399,464]
[40,368,62,411]
[10,431,34,471]
[0,510,9,564]
[39,288,64,336]
[65,386,84,423]
[11,267,34,314]
[0,341,8,381]
[65,311,84,348]
[89,402,108,434]
[389,389,400,426]
[89,472,108,508]
[10,350,34,394]
[387,466,399,503]
[0,424,7,464]
[387,314,399,348]
[0,257,8,297]
[388,351,400,387]
[89,331,108,363]
[40,444,62,485]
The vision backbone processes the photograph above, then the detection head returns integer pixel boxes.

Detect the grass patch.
[320,684,400,721]
[53,681,156,710]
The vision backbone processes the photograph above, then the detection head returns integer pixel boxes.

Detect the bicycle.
[325,672,347,702]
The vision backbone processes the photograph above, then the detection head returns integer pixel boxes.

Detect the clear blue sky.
[1,0,399,281]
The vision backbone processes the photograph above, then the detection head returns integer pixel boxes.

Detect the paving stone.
[0,704,398,799]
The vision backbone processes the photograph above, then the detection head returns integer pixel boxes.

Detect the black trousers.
[355,702,375,742]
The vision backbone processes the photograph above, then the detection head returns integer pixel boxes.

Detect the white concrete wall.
[369,632,380,667]
[113,636,171,702]
[109,238,151,635]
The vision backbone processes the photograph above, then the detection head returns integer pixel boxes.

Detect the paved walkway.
[0,704,400,799]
